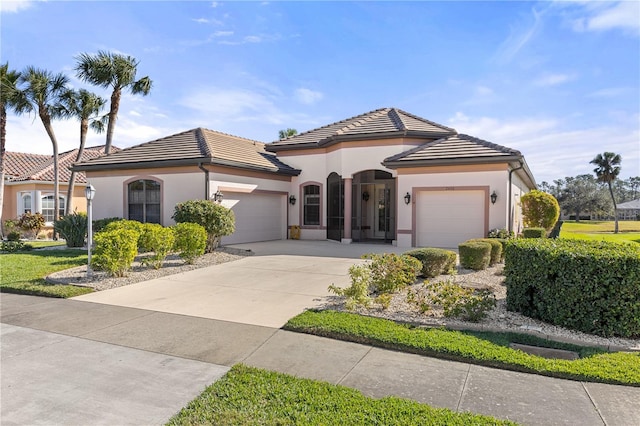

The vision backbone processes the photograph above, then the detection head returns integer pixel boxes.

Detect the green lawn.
[560,220,640,244]
[167,364,516,426]
[29,240,68,248]
[0,249,93,298]
[285,310,640,387]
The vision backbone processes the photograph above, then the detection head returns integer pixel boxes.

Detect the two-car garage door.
[415,190,486,248]
[221,192,287,245]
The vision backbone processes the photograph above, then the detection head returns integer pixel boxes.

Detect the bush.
[404,248,457,278]
[173,222,207,264]
[173,200,235,253]
[504,239,640,338]
[17,212,45,238]
[138,224,175,269]
[7,231,21,241]
[521,190,560,231]
[54,212,87,248]
[103,219,145,250]
[467,239,502,265]
[0,241,33,253]
[522,228,546,238]
[364,253,421,294]
[93,229,139,277]
[93,217,121,233]
[427,280,496,322]
[328,264,372,310]
[458,241,491,270]
[488,228,513,239]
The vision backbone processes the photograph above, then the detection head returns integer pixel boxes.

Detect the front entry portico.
[326,170,396,244]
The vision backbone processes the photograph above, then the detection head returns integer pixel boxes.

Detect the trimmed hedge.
[467,238,502,265]
[504,239,640,338]
[458,241,491,270]
[404,248,457,277]
[523,227,546,238]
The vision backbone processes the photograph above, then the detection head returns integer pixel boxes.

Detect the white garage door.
[416,190,485,248]
[221,192,286,245]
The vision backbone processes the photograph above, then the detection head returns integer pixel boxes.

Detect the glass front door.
[326,172,343,241]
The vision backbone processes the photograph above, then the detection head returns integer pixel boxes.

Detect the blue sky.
[2,0,639,184]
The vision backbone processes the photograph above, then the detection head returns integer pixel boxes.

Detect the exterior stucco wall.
[510,170,531,235]
[3,182,89,224]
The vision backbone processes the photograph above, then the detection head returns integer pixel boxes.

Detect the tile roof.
[383,134,522,166]
[72,128,301,176]
[618,199,640,209]
[266,107,456,151]
[5,146,111,184]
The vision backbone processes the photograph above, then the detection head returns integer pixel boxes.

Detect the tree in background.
[0,63,25,236]
[278,128,297,140]
[15,67,69,228]
[590,152,622,233]
[75,51,152,154]
[56,89,107,215]
[520,189,560,231]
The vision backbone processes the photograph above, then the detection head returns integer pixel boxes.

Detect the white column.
[34,190,42,213]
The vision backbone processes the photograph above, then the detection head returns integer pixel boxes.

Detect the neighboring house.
[3,146,112,233]
[72,108,537,248]
[617,199,640,221]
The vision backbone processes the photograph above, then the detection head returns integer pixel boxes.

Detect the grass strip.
[167,364,516,426]
[284,310,640,387]
[0,250,93,298]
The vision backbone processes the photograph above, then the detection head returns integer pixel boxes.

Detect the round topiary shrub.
[173,222,207,264]
[458,241,491,271]
[522,228,546,238]
[404,248,457,277]
[467,238,502,265]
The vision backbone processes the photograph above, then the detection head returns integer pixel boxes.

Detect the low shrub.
[139,224,175,269]
[328,264,372,309]
[172,200,235,252]
[92,229,139,277]
[0,241,33,253]
[504,239,640,338]
[7,230,21,242]
[488,228,513,239]
[522,227,546,238]
[172,222,207,264]
[467,238,502,265]
[458,241,491,270]
[404,248,457,278]
[427,280,496,322]
[103,219,145,250]
[17,212,45,238]
[92,217,121,233]
[364,253,421,294]
[54,212,87,248]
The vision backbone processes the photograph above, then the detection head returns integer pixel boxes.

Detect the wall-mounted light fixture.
[404,192,411,205]
[213,190,224,203]
[289,195,297,205]
[362,191,370,202]
[85,183,96,278]
[490,190,497,205]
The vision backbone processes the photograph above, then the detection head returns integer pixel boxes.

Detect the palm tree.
[15,67,69,229]
[278,128,298,140]
[0,63,26,235]
[75,51,152,154]
[56,89,107,215]
[590,152,622,233]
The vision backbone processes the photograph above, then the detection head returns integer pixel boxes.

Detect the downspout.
[198,163,210,200]
[508,162,524,234]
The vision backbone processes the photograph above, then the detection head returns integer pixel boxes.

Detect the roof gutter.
[198,162,210,200]
[508,161,524,234]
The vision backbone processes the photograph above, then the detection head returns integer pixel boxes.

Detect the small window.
[303,185,320,226]
[128,179,161,224]
[22,194,32,214]
[41,195,65,222]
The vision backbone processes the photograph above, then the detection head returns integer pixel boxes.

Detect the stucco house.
[2,146,111,234]
[617,199,640,221]
[72,108,536,248]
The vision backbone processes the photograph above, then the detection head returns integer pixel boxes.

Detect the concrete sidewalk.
[2,293,638,426]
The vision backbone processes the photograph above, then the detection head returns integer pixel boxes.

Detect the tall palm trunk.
[39,111,60,238]
[607,182,619,234]
[65,119,88,215]
[0,102,6,238]
[104,88,121,154]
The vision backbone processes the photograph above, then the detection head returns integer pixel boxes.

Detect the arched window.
[128,179,161,223]
[41,195,65,222]
[22,194,32,214]
[303,184,320,226]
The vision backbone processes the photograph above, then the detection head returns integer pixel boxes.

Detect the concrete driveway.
[74,240,406,328]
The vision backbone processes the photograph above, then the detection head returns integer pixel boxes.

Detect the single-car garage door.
[416,190,485,248]
[221,192,286,245]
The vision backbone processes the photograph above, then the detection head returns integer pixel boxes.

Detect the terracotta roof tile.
[267,107,456,151]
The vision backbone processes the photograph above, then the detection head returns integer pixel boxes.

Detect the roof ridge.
[200,127,265,145]
[388,108,407,132]
[394,108,457,133]
[195,128,212,157]
[456,134,521,156]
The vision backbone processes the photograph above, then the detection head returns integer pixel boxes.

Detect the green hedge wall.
[504,239,640,338]
[522,228,546,238]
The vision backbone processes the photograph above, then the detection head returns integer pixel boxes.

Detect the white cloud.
[129,110,142,117]
[0,0,35,13]
[475,86,494,96]
[534,73,576,87]
[192,18,210,24]
[493,6,547,63]
[244,35,262,43]
[211,1,219,8]
[571,1,640,35]
[587,87,629,98]
[214,31,233,37]
[294,88,324,105]
[448,112,640,183]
